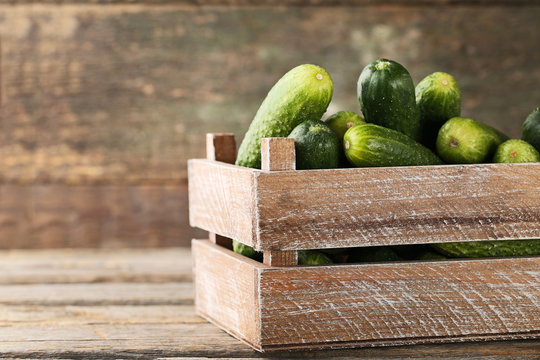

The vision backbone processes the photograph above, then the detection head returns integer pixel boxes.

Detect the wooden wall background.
[0,1,538,248]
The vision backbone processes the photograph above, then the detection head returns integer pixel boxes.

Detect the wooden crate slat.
[188,159,256,247]
[192,239,263,350]
[258,256,540,348]
[193,240,540,351]
[254,163,540,250]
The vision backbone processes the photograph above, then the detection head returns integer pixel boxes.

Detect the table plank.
[0,248,538,359]
[0,305,204,326]
[0,248,193,284]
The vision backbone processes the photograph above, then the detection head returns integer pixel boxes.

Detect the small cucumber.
[432,240,540,258]
[415,72,461,149]
[436,117,509,164]
[298,250,333,265]
[343,123,443,167]
[236,64,333,169]
[288,119,339,170]
[522,108,540,152]
[324,111,364,166]
[325,111,365,140]
[493,139,540,163]
[358,59,421,141]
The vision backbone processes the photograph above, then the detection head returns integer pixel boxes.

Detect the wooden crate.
[189,133,540,352]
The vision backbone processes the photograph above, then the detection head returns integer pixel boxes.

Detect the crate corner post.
[260,137,298,267]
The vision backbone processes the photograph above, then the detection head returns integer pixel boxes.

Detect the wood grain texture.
[206,133,236,249]
[188,161,540,251]
[263,250,298,267]
[254,163,540,250]
[193,240,540,352]
[1,5,539,185]
[260,137,298,265]
[192,239,264,350]
[0,248,192,284]
[261,137,296,172]
[258,256,540,350]
[188,160,256,247]
[206,133,236,164]
[1,247,540,358]
[0,184,205,249]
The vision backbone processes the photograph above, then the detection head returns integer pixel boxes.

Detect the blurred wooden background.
[0,1,538,248]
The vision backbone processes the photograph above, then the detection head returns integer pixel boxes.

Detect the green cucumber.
[325,111,365,141]
[436,117,509,164]
[236,64,333,169]
[522,108,540,152]
[415,72,461,149]
[343,123,443,167]
[432,240,540,258]
[288,120,339,170]
[298,250,333,265]
[357,59,421,141]
[325,111,365,166]
[232,240,262,261]
[493,139,540,163]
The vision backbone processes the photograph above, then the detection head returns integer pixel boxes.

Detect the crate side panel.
[258,257,540,347]
[255,163,540,250]
[192,240,262,349]
[188,160,255,247]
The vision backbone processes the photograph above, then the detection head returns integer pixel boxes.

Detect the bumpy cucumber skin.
[493,139,540,163]
[436,117,509,164]
[325,111,364,167]
[522,108,540,152]
[325,111,365,140]
[432,239,540,258]
[288,120,339,170]
[415,72,461,149]
[298,250,333,265]
[236,64,333,169]
[358,59,421,141]
[343,123,443,167]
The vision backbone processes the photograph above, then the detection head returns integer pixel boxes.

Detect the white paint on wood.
[189,158,540,251]
[193,240,540,351]
[253,163,540,250]
[188,160,257,247]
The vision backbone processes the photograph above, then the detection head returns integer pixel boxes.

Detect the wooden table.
[0,248,538,359]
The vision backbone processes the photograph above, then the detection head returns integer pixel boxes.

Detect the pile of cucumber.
[233,60,540,264]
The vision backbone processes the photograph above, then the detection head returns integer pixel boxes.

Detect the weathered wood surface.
[189,160,540,250]
[188,160,256,247]
[0,184,206,249]
[193,239,262,349]
[0,248,192,284]
[2,247,539,358]
[194,240,539,352]
[259,256,540,349]
[255,163,540,250]
[207,133,236,250]
[1,3,539,248]
[0,4,538,185]
[260,137,296,172]
[260,137,298,266]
